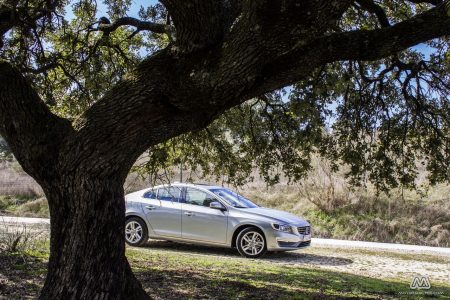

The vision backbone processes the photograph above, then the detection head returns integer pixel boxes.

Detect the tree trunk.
[38,173,150,300]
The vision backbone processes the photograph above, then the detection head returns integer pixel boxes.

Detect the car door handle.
[145,205,156,210]
[184,212,195,216]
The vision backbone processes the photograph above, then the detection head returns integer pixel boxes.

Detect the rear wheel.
[125,217,148,247]
[236,227,267,258]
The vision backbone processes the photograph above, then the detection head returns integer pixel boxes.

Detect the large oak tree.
[0,0,449,298]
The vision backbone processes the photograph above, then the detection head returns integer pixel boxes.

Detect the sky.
[74,0,433,57]
[66,0,158,20]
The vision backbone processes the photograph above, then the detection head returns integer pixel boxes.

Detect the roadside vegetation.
[247,183,450,247]
[1,159,449,247]
[0,196,48,218]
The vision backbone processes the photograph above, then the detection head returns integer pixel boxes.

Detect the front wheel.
[236,227,267,258]
[125,217,148,247]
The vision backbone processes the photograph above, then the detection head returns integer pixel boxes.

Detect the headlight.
[271,223,293,233]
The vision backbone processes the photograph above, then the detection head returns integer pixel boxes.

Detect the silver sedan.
[125,183,311,258]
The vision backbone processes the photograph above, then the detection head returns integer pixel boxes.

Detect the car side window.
[185,188,216,207]
[143,189,157,199]
[157,187,182,202]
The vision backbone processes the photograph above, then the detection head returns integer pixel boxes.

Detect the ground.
[0,233,449,299]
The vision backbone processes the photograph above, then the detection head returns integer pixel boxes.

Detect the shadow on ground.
[2,250,450,299]
[136,267,340,300]
[144,240,353,266]
[134,261,434,300]
[0,254,46,299]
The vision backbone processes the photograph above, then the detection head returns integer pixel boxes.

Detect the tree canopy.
[1,0,448,191]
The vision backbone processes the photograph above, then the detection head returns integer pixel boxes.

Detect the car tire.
[236,227,267,258]
[125,217,148,247]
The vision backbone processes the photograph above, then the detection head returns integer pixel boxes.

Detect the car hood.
[238,207,309,226]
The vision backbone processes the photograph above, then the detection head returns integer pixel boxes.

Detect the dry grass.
[0,221,48,253]
[0,196,49,218]
[1,159,449,247]
[241,158,450,247]
[0,162,42,197]
[14,198,49,218]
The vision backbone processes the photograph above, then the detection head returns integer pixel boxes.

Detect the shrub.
[0,220,47,253]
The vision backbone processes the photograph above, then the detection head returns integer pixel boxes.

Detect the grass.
[0,161,42,197]
[0,196,48,218]
[126,242,450,300]
[0,253,47,299]
[128,247,404,299]
[1,237,449,300]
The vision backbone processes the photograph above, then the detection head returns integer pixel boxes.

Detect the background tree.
[0,0,448,299]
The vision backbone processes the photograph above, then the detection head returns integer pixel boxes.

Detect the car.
[124,183,311,258]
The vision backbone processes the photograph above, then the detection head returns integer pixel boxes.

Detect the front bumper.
[266,229,312,251]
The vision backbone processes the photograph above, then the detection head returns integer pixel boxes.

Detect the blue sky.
[76,0,433,58]
[65,0,157,20]
[99,0,157,17]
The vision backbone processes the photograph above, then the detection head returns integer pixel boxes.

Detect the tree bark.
[39,173,150,300]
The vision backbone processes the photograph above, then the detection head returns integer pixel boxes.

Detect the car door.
[181,187,228,244]
[141,186,182,238]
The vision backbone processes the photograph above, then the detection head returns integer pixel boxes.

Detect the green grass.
[1,240,449,299]
[0,252,47,299]
[0,195,33,210]
[125,244,450,300]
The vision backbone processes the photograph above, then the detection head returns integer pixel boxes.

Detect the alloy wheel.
[240,231,265,256]
[125,220,143,244]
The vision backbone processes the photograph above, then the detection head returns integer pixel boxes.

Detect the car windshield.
[209,188,258,208]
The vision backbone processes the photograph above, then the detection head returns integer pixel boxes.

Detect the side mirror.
[210,201,226,211]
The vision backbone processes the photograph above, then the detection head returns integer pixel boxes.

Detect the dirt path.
[267,245,450,284]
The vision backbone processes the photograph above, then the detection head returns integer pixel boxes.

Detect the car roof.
[152,182,225,190]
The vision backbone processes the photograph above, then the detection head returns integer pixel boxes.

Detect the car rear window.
[157,187,182,202]
[143,189,156,199]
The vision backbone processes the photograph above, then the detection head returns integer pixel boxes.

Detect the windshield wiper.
[233,205,247,208]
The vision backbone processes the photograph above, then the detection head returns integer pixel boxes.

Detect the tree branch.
[325,2,450,61]
[254,1,450,94]
[95,17,170,35]
[406,0,443,5]
[22,61,60,74]
[356,0,391,27]
[0,1,59,47]
[160,0,226,51]
[0,61,73,181]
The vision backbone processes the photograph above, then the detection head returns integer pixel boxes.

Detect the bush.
[0,220,47,253]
